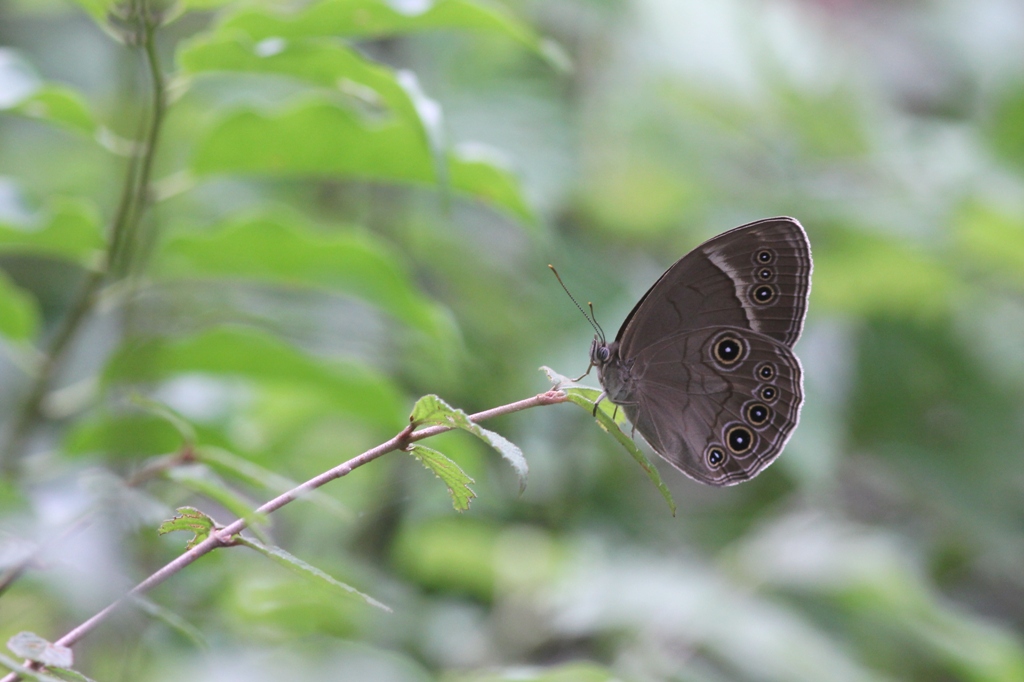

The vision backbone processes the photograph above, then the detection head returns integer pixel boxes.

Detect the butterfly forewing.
[617,218,811,359]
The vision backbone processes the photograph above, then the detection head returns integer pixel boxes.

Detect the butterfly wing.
[617,217,812,359]
[621,326,804,486]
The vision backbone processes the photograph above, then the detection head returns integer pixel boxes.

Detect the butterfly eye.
[750,284,776,305]
[746,402,771,427]
[712,335,745,366]
[759,385,778,403]
[757,267,774,281]
[755,249,775,264]
[756,362,776,381]
[596,346,611,362]
[725,425,755,455]
[706,446,726,468]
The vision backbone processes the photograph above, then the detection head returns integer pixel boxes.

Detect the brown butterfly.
[584,218,812,486]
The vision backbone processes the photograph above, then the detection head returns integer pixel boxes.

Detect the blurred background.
[2,0,1024,680]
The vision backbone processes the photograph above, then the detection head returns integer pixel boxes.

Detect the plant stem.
[110,9,165,278]
[0,3,166,475]
[0,390,567,682]
[0,270,103,475]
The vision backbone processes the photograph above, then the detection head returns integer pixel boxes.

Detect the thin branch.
[0,390,567,681]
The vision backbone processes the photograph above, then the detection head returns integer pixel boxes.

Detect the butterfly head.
[589,337,618,368]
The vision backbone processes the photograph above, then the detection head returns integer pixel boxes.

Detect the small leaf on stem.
[6,632,72,669]
[410,394,528,492]
[157,507,215,549]
[166,465,270,543]
[407,443,476,511]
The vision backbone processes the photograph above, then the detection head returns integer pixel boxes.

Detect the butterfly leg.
[591,391,606,417]
[608,398,639,438]
[550,361,594,392]
[570,360,595,383]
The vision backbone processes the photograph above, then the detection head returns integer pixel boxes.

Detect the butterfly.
[579,217,811,486]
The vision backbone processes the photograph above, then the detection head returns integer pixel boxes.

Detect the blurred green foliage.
[1,1,1024,681]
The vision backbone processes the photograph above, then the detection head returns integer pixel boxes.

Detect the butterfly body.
[590,218,812,486]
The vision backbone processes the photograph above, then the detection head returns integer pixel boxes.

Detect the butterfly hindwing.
[621,326,804,486]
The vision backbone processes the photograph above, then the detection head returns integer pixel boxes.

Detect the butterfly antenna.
[587,301,606,344]
[548,264,605,341]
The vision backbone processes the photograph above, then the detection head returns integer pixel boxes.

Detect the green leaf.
[155,211,453,341]
[190,100,534,224]
[157,506,215,549]
[64,411,188,459]
[102,325,405,430]
[0,49,95,135]
[541,366,677,516]
[237,536,391,612]
[165,465,268,542]
[410,394,528,492]
[8,85,96,135]
[178,31,420,122]
[0,197,104,264]
[190,100,414,175]
[0,271,40,341]
[407,443,476,511]
[587,394,676,516]
[131,596,209,650]
[449,143,532,225]
[6,632,72,669]
[218,0,567,69]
